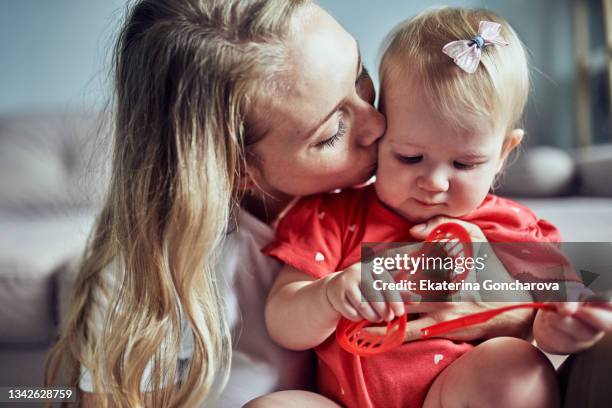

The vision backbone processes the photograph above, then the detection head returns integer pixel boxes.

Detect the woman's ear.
[497,128,524,173]
[238,171,256,192]
[238,163,260,192]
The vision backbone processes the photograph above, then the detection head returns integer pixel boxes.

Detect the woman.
[44,0,609,407]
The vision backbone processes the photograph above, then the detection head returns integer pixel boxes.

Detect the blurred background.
[1,0,610,147]
[0,0,611,398]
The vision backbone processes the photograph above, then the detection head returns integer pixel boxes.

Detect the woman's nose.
[356,104,386,147]
[417,171,449,192]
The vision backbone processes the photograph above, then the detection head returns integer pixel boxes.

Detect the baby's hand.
[534,302,612,354]
[324,263,405,323]
[410,216,487,242]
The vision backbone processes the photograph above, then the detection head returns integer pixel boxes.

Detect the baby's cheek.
[459,175,490,206]
[374,177,396,205]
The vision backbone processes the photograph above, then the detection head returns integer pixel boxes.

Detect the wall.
[0,0,577,147]
[0,0,125,114]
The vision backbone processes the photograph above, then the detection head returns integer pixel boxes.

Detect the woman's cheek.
[318,154,353,176]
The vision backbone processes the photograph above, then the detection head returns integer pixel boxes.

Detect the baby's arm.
[265,263,404,350]
[265,265,340,350]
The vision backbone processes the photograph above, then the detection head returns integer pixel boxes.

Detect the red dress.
[264,184,563,408]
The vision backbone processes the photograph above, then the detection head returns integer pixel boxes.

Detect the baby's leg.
[423,337,559,408]
[243,390,342,408]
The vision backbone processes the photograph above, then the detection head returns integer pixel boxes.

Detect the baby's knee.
[242,395,270,408]
[243,392,287,408]
[243,391,340,408]
[476,337,559,408]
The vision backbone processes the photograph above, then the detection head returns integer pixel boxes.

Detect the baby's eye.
[396,154,423,164]
[453,161,478,170]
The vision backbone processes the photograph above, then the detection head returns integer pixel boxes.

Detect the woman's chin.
[354,174,376,188]
[352,163,377,187]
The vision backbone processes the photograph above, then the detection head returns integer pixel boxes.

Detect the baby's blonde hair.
[380,7,529,134]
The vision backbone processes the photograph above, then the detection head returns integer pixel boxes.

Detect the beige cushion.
[0,212,95,345]
[0,112,111,213]
[498,146,576,197]
[575,143,612,196]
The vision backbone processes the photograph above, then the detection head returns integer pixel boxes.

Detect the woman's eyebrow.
[355,43,364,83]
[303,41,362,140]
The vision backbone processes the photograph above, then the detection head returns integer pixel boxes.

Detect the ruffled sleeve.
[264,194,346,279]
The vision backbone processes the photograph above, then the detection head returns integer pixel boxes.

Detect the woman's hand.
[399,301,534,342]
[534,302,612,354]
[324,263,405,323]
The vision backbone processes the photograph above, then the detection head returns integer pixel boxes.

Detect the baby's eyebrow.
[457,152,489,160]
[390,140,422,149]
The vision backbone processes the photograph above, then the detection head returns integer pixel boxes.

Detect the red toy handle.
[420,302,557,338]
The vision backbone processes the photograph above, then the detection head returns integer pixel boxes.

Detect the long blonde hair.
[380,7,530,134]
[45,0,311,406]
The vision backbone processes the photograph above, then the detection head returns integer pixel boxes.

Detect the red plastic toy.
[336,222,474,356]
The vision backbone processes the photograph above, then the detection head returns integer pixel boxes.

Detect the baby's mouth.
[414,198,444,207]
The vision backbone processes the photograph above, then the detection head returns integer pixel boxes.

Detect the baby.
[262,8,562,408]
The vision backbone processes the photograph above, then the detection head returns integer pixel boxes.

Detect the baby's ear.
[497,128,524,173]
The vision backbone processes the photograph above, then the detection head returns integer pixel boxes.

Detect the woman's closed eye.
[396,154,423,164]
[315,116,347,149]
[314,64,372,150]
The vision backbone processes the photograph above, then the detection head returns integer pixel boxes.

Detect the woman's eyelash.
[317,117,346,148]
[397,154,423,164]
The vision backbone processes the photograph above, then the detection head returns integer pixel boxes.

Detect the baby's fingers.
[575,306,612,332]
[378,270,405,320]
[347,287,382,322]
[327,291,362,322]
[555,302,579,316]
[547,310,602,343]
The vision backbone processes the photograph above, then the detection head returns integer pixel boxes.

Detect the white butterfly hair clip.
[442,20,509,74]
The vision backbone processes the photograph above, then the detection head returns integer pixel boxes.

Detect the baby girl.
[260,7,585,408]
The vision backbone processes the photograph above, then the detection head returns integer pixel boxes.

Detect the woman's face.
[249,6,385,199]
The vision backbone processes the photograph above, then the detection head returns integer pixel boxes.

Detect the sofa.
[0,112,108,406]
[1,112,611,406]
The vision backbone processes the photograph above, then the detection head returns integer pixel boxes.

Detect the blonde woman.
[45,1,542,407]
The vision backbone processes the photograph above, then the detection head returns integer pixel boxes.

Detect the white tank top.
[79,209,313,405]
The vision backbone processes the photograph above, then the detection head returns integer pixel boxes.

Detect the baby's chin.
[397,206,470,225]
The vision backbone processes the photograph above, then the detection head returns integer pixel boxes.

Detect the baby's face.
[375,76,508,224]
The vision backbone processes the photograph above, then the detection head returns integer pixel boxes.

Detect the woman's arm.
[265,265,341,350]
